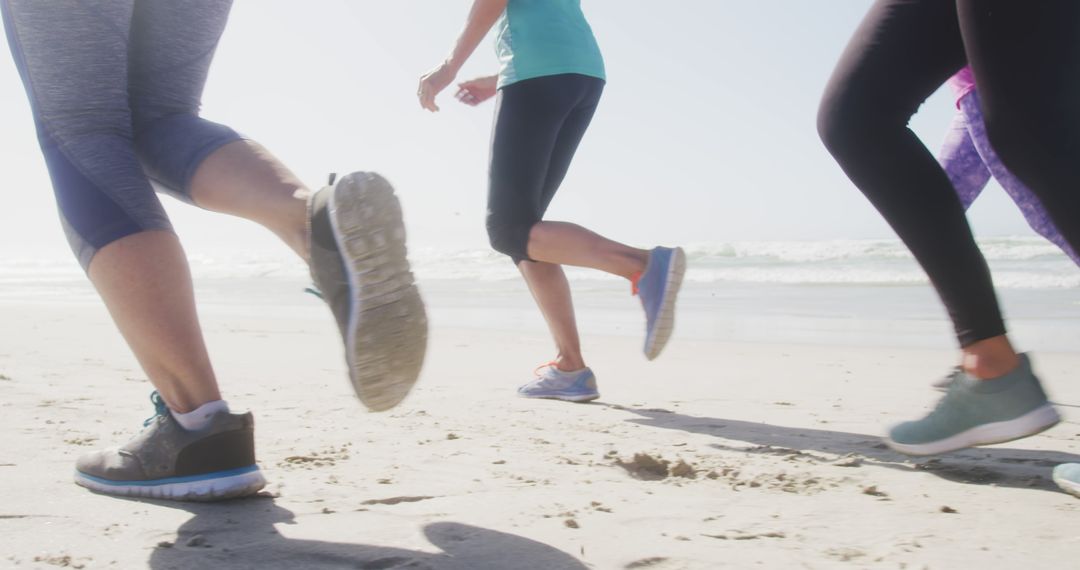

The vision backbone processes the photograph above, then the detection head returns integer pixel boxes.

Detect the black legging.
[818,0,1080,347]
[486,73,604,264]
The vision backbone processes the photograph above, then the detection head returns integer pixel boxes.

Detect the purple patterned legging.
[939,91,1080,266]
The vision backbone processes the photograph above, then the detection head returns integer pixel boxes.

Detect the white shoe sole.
[644,247,686,361]
[518,392,600,403]
[74,467,266,502]
[328,173,428,412]
[1053,471,1080,498]
[885,403,1062,456]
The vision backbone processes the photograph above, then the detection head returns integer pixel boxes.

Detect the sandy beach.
[3,0,1079,565]
[1,286,1077,569]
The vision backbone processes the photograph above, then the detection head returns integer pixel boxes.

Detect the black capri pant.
[818,0,1080,347]
[486,73,605,264]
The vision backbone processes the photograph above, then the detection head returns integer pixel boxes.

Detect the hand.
[455,75,498,107]
[418,63,457,112]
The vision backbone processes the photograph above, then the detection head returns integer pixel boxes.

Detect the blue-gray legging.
[939,90,1080,267]
[2,0,243,270]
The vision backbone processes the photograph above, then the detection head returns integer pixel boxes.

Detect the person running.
[2,0,426,501]
[934,67,1080,498]
[417,0,685,403]
[938,66,1080,266]
[818,1,1080,457]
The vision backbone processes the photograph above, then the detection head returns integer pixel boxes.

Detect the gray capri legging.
[2,0,243,269]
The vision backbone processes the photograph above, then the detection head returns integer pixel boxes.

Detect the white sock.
[171,400,230,431]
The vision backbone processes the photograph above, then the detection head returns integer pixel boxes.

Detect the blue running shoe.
[635,246,686,360]
[518,364,599,403]
[1053,464,1080,498]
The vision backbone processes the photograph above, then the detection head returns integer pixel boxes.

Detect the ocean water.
[2,237,1077,351]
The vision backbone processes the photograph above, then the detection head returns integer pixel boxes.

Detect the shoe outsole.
[884,403,1062,456]
[329,172,428,412]
[644,247,686,361]
[518,392,601,403]
[74,467,266,502]
[1053,468,1080,498]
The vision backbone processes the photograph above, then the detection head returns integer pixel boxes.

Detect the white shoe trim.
[518,391,600,403]
[644,247,686,361]
[74,469,266,502]
[1053,472,1080,498]
[885,403,1061,456]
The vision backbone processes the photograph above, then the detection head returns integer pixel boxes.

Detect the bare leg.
[189,140,311,262]
[962,335,1020,379]
[527,221,649,280]
[84,140,315,413]
[518,261,586,371]
[87,231,219,413]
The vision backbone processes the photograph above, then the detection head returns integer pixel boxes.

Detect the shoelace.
[143,391,169,427]
[925,373,966,419]
[933,366,963,388]
[533,360,559,377]
[529,360,566,388]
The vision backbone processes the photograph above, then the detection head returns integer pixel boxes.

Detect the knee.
[132,114,241,194]
[817,91,859,162]
[485,212,532,260]
[812,90,881,165]
[817,75,919,165]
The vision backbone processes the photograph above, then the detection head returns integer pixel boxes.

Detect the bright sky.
[0,0,1037,260]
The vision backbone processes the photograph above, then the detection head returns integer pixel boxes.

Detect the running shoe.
[885,354,1061,456]
[308,172,428,412]
[74,392,266,501]
[1052,463,1080,498]
[931,366,962,391]
[518,364,599,402]
[635,246,686,360]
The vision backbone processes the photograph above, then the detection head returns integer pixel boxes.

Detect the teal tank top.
[495,0,606,89]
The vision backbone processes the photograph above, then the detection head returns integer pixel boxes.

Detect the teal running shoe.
[635,246,686,360]
[74,392,266,501]
[518,364,599,403]
[931,366,962,391]
[1053,464,1080,498]
[886,354,1061,456]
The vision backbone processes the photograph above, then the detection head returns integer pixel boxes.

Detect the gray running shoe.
[931,366,962,391]
[308,172,428,411]
[74,392,266,501]
[886,354,1061,456]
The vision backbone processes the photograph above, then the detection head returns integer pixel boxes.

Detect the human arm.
[418,0,507,112]
[455,75,499,106]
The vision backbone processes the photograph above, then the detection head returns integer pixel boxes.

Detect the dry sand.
[0,300,1077,569]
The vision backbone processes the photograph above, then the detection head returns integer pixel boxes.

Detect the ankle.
[171,399,230,431]
[962,336,1020,380]
[622,250,649,280]
[279,189,312,262]
[292,225,311,263]
[555,355,586,372]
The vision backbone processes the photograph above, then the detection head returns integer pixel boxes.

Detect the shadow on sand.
[132,496,585,570]
[611,405,1078,493]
